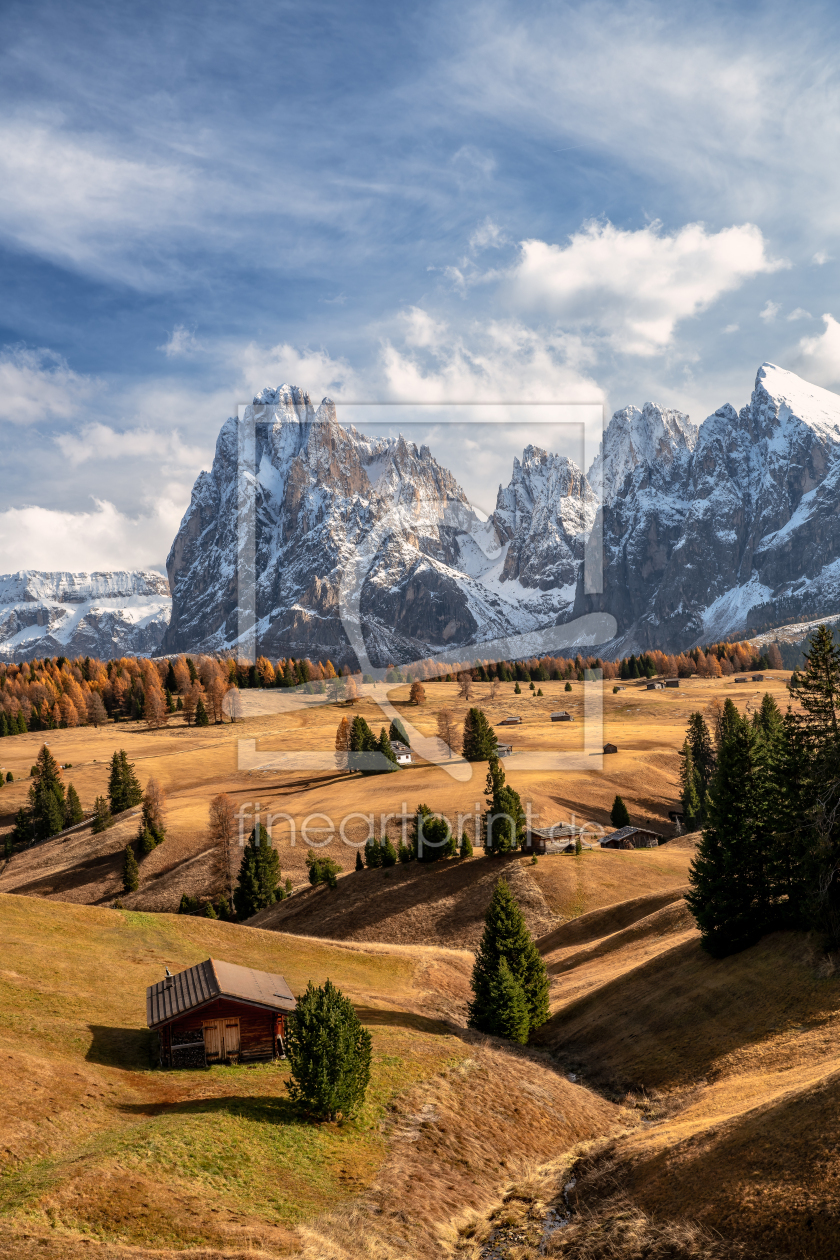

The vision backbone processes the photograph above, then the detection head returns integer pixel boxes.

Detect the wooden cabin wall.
[166,998,285,1061]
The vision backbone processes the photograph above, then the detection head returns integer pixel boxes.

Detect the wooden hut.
[550,710,574,721]
[147,958,296,1069]
[665,679,680,688]
[603,742,618,754]
[600,824,662,850]
[498,715,522,726]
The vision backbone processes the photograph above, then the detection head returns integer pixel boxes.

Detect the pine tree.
[610,794,630,829]
[335,716,350,772]
[389,718,410,747]
[381,837,398,866]
[195,697,210,727]
[364,837,383,868]
[205,901,218,918]
[514,681,521,694]
[233,824,281,918]
[108,750,143,815]
[459,830,474,858]
[462,707,498,761]
[679,741,703,832]
[413,804,455,861]
[91,795,112,834]
[285,979,372,1120]
[483,756,525,853]
[468,879,549,1035]
[139,826,156,856]
[122,844,139,893]
[377,728,399,772]
[483,957,530,1044]
[63,783,83,828]
[685,712,716,796]
[24,745,66,841]
[355,849,364,872]
[686,712,776,956]
[565,681,572,692]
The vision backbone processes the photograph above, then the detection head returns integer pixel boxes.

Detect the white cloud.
[787,307,812,321]
[469,218,507,250]
[0,346,99,424]
[724,323,739,334]
[504,220,785,356]
[54,422,206,470]
[795,313,840,388]
[158,325,202,358]
[760,300,781,322]
[236,341,362,401]
[0,498,181,572]
[813,252,830,265]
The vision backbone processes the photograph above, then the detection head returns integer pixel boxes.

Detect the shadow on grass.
[353,1007,452,1034]
[86,1024,155,1069]
[117,1093,302,1123]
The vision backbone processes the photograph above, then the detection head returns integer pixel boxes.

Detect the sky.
[3,0,840,572]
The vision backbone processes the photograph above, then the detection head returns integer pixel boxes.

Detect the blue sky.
[2,0,840,571]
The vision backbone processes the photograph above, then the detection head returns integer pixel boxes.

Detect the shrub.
[286,979,372,1121]
[565,681,572,692]
[306,850,343,888]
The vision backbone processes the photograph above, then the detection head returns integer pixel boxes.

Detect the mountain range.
[4,362,840,664]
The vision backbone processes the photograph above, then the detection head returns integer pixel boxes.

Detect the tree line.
[686,626,840,955]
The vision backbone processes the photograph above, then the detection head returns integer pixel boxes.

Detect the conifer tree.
[389,718,410,746]
[122,844,139,893]
[364,837,383,868]
[205,901,218,918]
[63,784,83,828]
[335,716,350,772]
[409,680,425,705]
[286,979,372,1120]
[355,849,364,872]
[483,756,525,853]
[195,697,210,727]
[23,745,66,841]
[233,824,281,918]
[610,794,630,829]
[685,712,716,796]
[108,750,143,815]
[468,879,549,1035]
[91,795,112,834]
[138,826,156,856]
[483,957,530,1044]
[413,803,456,861]
[462,707,498,761]
[459,830,474,858]
[679,741,703,832]
[686,712,776,956]
[377,728,399,772]
[381,837,398,866]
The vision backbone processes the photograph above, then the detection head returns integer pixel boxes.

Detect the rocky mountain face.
[0,571,171,662]
[158,362,840,666]
[162,386,596,665]
[580,363,840,651]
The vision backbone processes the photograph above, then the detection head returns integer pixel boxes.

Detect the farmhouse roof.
[146,958,296,1029]
[600,824,662,846]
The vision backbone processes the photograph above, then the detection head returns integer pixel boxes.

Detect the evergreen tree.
[797,625,840,759]
[468,879,549,1035]
[685,712,716,796]
[389,718,410,747]
[63,784,83,828]
[364,837,383,868]
[413,804,456,861]
[565,681,572,692]
[166,660,178,691]
[122,844,139,893]
[286,979,372,1121]
[233,824,281,918]
[483,957,530,1044]
[686,712,777,956]
[349,714,379,772]
[610,794,630,829]
[24,745,66,841]
[377,727,399,772]
[381,837,398,866]
[195,697,210,727]
[355,849,364,871]
[398,840,413,863]
[205,901,218,918]
[483,756,525,853]
[91,795,112,834]
[108,750,143,815]
[459,830,474,858]
[139,826,156,856]
[306,850,343,888]
[514,681,521,694]
[462,707,498,761]
[679,741,703,832]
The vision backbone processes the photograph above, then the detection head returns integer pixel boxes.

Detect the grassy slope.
[529,907,840,1260]
[0,893,616,1259]
[0,674,787,918]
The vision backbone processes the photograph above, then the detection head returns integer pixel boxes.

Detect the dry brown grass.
[0,674,787,922]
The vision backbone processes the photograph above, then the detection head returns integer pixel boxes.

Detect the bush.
[306,850,343,888]
[565,681,572,692]
[514,682,521,694]
[286,979,372,1121]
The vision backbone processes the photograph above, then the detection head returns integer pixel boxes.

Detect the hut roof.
[147,957,296,1029]
[600,824,662,847]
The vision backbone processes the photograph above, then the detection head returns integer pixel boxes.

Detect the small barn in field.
[551,710,574,721]
[147,958,296,1069]
[600,824,662,850]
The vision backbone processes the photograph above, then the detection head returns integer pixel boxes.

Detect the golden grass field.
[2,668,838,1258]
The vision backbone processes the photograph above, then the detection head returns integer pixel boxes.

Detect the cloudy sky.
[3,0,840,572]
